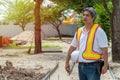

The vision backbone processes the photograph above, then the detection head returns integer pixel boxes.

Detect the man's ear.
[93,17,96,22]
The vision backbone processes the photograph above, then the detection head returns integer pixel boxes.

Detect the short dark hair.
[82,7,96,18]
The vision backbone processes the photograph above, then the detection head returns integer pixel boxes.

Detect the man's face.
[82,11,94,24]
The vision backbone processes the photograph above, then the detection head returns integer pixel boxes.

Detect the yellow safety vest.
[76,24,102,60]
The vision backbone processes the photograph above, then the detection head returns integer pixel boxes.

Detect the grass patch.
[42,45,61,49]
[43,37,61,41]
[0,53,19,57]
[2,43,61,50]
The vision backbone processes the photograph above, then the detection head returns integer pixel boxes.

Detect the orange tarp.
[2,37,11,46]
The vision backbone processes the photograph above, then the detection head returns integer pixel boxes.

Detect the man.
[65,7,108,80]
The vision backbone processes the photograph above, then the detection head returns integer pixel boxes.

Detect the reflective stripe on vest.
[76,28,82,42]
[75,28,82,62]
[76,24,101,60]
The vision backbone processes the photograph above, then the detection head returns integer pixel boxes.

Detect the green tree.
[4,0,34,31]
[95,3,111,41]
[52,0,96,13]
[41,2,68,39]
[0,0,7,21]
[102,0,120,62]
[0,0,7,6]
[94,0,120,62]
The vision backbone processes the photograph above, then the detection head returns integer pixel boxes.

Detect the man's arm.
[101,47,108,74]
[65,46,76,74]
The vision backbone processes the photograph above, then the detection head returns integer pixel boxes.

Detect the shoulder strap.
[76,28,82,49]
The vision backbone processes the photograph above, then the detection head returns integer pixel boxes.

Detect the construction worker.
[65,7,108,80]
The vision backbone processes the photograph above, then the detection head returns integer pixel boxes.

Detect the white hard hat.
[71,50,79,62]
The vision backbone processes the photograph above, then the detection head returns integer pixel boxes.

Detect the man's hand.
[65,63,70,74]
[101,65,108,74]
[101,48,108,74]
[65,46,76,74]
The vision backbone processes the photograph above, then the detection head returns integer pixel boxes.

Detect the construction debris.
[0,60,45,80]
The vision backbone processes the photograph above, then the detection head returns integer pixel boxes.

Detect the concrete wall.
[0,23,79,38]
[0,25,23,37]
[59,24,79,37]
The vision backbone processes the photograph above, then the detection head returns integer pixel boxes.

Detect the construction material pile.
[0,60,45,80]
[11,31,34,42]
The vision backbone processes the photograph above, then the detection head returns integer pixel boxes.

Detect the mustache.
[83,19,87,21]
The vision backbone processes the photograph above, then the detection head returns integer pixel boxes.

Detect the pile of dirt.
[10,31,34,42]
[0,60,46,80]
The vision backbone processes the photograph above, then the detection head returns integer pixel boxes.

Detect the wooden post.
[0,36,3,47]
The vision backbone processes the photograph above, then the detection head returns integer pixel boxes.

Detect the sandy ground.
[0,38,120,80]
[0,38,71,80]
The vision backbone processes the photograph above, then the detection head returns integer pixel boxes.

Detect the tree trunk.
[34,0,43,53]
[111,0,120,62]
[51,20,62,40]
[20,23,25,31]
[21,26,25,31]
[51,24,62,39]
[56,27,62,39]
